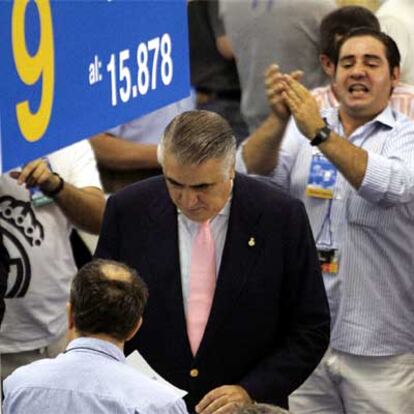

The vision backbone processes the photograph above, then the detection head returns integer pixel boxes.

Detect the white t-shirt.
[0,140,102,352]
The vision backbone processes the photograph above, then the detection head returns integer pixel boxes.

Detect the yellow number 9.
[12,0,55,142]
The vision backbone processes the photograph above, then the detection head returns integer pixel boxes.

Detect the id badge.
[306,151,337,199]
[317,248,339,274]
[29,157,54,207]
[30,187,54,207]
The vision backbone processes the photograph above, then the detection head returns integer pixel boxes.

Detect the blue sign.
[0,0,190,173]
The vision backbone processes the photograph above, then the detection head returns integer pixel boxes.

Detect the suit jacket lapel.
[141,176,266,360]
[142,183,191,355]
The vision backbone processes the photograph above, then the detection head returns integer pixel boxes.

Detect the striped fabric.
[273,105,414,356]
[312,83,414,120]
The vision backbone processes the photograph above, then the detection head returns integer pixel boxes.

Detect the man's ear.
[230,165,236,180]
[66,302,77,342]
[320,54,335,78]
[126,317,143,341]
[67,302,75,330]
[391,66,401,88]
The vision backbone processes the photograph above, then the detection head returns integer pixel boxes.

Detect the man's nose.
[180,188,199,209]
[350,63,366,78]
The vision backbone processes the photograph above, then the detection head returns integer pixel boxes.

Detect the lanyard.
[314,199,334,248]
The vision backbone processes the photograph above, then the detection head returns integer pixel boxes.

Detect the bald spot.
[100,263,132,282]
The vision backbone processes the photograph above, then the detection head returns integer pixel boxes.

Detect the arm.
[196,386,251,414]
[10,158,105,234]
[53,183,104,234]
[216,35,234,60]
[282,75,368,189]
[89,133,159,170]
[241,114,288,175]
[207,0,234,61]
[282,76,414,206]
[241,65,303,175]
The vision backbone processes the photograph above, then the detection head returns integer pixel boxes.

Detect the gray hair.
[233,404,291,414]
[159,110,236,174]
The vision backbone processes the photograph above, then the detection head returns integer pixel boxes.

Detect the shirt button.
[190,368,199,377]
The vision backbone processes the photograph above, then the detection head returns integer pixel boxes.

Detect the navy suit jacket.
[95,173,330,410]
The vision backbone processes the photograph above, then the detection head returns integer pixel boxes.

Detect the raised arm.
[281,75,368,189]
[242,65,302,175]
[10,157,105,234]
[90,133,159,170]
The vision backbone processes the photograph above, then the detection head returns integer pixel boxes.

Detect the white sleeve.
[48,140,102,189]
[358,119,414,206]
[271,119,304,191]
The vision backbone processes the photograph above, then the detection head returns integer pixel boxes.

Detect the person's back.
[4,337,185,414]
[3,259,188,414]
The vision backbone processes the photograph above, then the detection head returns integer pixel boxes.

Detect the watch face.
[320,126,331,139]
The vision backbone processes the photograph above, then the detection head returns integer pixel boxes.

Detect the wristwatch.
[310,124,331,146]
[42,173,65,198]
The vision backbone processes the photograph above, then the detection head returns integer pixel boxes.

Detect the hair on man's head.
[70,259,148,341]
[333,27,400,73]
[159,110,236,174]
[320,6,380,60]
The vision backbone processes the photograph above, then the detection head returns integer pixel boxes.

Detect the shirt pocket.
[346,192,396,229]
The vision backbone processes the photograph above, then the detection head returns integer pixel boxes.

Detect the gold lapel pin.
[248,237,255,247]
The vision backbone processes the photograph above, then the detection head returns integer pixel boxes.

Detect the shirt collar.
[322,104,396,132]
[177,179,233,224]
[214,195,232,218]
[178,196,232,229]
[65,337,126,363]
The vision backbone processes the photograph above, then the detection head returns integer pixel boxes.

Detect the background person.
[220,0,336,133]
[3,259,188,414]
[313,5,414,119]
[240,28,414,413]
[90,98,194,194]
[0,140,105,380]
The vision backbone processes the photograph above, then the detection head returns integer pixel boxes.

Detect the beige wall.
[336,0,381,12]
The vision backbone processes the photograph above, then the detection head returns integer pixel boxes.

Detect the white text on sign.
[89,33,173,107]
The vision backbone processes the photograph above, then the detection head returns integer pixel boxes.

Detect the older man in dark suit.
[95,110,330,413]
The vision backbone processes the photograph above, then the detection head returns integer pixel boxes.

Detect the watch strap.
[42,173,65,197]
[310,122,331,146]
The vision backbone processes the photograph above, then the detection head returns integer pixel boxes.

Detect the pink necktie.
[187,220,216,356]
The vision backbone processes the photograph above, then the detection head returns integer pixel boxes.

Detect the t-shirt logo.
[0,196,44,298]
